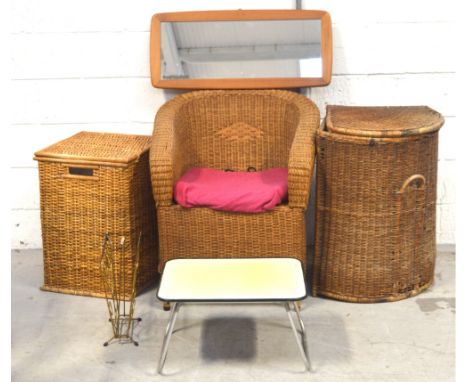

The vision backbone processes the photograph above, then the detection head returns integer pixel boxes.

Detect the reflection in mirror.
[160,20,322,80]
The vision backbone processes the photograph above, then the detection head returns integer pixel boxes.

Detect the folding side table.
[156,258,311,373]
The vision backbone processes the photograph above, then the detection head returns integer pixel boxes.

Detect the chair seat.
[174,167,288,213]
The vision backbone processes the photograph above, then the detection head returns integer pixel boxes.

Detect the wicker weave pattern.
[157,205,305,271]
[313,106,443,303]
[35,131,154,164]
[150,90,320,270]
[36,133,158,298]
[325,105,444,137]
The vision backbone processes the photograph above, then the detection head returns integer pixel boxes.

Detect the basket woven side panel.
[157,205,306,272]
[313,131,438,302]
[128,151,159,293]
[39,154,157,298]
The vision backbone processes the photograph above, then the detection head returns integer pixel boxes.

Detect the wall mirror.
[150,10,332,89]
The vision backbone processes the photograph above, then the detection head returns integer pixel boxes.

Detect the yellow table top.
[157,258,306,302]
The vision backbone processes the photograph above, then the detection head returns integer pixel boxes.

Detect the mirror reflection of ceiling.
[160,20,322,80]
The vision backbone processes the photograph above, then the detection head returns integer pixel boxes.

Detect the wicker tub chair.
[150,90,320,272]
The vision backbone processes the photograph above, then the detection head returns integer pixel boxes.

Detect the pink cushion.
[174,167,288,213]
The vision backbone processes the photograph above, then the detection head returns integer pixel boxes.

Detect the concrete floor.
[12,249,455,382]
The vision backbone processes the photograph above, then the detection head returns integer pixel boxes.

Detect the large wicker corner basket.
[313,105,444,303]
[34,131,158,298]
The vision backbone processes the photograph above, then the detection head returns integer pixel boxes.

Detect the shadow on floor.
[200,316,257,361]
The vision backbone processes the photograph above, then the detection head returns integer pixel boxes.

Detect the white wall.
[10,0,456,248]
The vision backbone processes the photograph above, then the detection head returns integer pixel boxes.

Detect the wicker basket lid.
[34,131,152,165]
[325,105,444,137]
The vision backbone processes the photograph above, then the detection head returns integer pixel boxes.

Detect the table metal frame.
[157,300,311,374]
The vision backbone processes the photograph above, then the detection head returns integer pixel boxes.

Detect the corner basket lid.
[325,105,444,138]
[34,131,152,165]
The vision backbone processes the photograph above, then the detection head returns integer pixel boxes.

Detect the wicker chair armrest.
[287,101,320,210]
[149,100,188,207]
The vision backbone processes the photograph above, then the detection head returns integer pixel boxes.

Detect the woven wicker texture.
[35,131,153,165]
[325,105,444,137]
[150,90,320,270]
[313,106,444,302]
[35,132,158,298]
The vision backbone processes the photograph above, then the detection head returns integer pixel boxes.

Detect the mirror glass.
[160,20,322,80]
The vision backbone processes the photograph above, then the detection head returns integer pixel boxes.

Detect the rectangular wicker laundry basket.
[313,106,444,302]
[34,131,158,298]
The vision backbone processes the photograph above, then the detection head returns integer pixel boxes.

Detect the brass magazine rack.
[101,233,142,346]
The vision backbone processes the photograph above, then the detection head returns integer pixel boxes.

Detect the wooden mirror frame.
[150,10,332,89]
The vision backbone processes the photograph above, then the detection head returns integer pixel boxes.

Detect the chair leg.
[284,301,311,372]
[158,302,180,374]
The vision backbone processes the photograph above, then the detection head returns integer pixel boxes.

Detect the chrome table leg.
[157,302,181,374]
[285,301,311,372]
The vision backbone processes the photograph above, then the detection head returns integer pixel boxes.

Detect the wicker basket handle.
[397,174,426,194]
[395,174,427,291]
[62,164,99,181]
[396,174,426,228]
